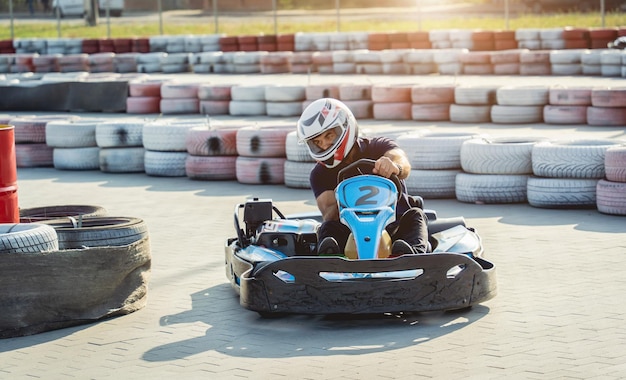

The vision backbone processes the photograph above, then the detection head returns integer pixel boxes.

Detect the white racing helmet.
[296,98,358,168]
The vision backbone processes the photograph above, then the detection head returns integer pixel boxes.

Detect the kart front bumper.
[229,249,496,315]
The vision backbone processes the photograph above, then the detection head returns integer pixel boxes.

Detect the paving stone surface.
[1,74,626,379]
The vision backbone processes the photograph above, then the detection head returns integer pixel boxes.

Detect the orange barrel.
[0,124,19,223]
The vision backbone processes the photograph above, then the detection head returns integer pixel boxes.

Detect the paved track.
[1,73,626,379]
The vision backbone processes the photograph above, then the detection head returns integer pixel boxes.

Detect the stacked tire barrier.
[46,118,103,171]
[235,125,292,185]
[142,119,198,177]
[96,119,146,173]
[284,131,316,189]
[185,125,239,180]
[0,206,151,338]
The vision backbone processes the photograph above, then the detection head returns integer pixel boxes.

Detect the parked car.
[51,0,124,18]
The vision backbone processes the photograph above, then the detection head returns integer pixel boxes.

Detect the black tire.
[0,223,59,253]
[39,217,148,249]
[20,205,108,223]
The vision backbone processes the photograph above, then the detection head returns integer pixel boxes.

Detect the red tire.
[15,144,53,168]
[549,86,592,106]
[587,107,626,126]
[371,84,412,103]
[411,104,450,121]
[372,102,412,120]
[339,84,372,101]
[186,127,239,156]
[411,84,455,104]
[543,105,587,125]
[236,157,286,185]
[126,97,160,114]
[200,100,230,115]
[185,155,237,180]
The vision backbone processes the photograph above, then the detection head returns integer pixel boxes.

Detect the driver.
[296,98,429,257]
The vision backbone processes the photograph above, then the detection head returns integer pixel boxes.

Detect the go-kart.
[224,159,497,316]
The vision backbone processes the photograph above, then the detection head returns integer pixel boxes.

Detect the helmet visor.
[305,124,345,155]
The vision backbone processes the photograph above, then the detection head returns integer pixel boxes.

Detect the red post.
[0,124,19,223]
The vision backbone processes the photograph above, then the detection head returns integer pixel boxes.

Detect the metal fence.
[1,0,617,40]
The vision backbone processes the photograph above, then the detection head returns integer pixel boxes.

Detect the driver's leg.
[317,220,350,255]
[391,208,429,254]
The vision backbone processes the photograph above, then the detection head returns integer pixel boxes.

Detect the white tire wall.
[99,147,145,173]
[532,139,622,179]
[185,127,239,156]
[185,155,237,180]
[284,161,316,188]
[45,119,103,148]
[236,157,286,184]
[604,146,626,183]
[405,169,460,199]
[449,104,491,123]
[456,173,529,204]
[460,137,542,174]
[0,223,59,253]
[229,101,267,116]
[527,177,598,209]
[144,150,188,177]
[495,85,550,106]
[143,120,203,151]
[397,132,478,169]
[95,120,145,148]
[285,131,315,162]
[53,147,100,170]
[596,179,626,215]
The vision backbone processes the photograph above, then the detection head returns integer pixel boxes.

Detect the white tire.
[266,102,304,117]
[99,147,145,173]
[405,169,460,199]
[449,104,491,123]
[527,177,598,209]
[198,84,232,100]
[532,139,622,179]
[45,118,103,148]
[411,104,450,121]
[231,85,267,101]
[587,107,626,126]
[284,160,316,188]
[490,105,543,124]
[342,100,373,119]
[285,131,315,162]
[143,120,202,152]
[229,100,266,116]
[371,84,412,103]
[496,85,550,106]
[456,173,529,204]
[0,223,58,253]
[372,102,412,120]
[548,86,592,106]
[159,98,199,115]
[305,85,340,100]
[454,85,499,105]
[95,120,145,148]
[144,150,187,177]
[397,132,479,170]
[461,137,542,175]
[53,147,100,170]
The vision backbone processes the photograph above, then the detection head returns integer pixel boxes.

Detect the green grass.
[1,11,625,40]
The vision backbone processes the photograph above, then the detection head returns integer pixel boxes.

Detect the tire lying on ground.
[0,237,151,338]
[39,217,149,250]
[20,204,108,223]
[0,223,59,253]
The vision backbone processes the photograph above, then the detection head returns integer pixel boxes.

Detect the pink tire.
[591,87,626,107]
[549,87,592,106]
[185,127,239,156]
[411,84,455,104]
[605,146,626,183]
[596,179,626,216]
[339,84,372,101]
[373,102,412,120]
[411,104,451,121]
[198,84,233,101]
[185,155,237,180]
[587,107,626,126]
[236,125,293,157]
[342,100,373,119]
[128,80,167,97]
[126,97,160,114]
[15,144,53,168]
[305,85,340,100]
[371,84,412,103]
[161,83,199,99]
[200,100,230,115]
[543,105,588,124]
[236,157,286,185]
